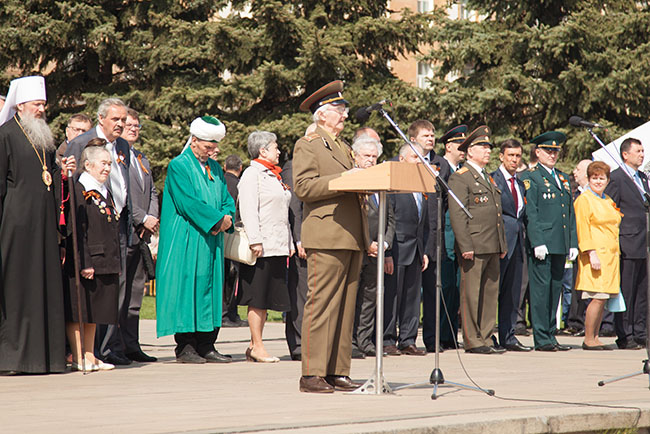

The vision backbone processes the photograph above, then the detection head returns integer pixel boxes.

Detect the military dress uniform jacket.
[519,166,577,255]
[292,126,369,251]
[448,165,507,255]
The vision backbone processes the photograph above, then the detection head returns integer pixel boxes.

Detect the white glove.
[569,248,579,262]
[534,245,548,261]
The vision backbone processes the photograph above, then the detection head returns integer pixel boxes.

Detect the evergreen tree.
[0,0,430,188]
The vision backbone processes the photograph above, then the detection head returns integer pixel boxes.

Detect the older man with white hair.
[156,116,236,364]
[0,75,76,374]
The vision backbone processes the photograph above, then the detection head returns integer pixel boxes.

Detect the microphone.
[355,100,389,122]
[569,115,604,129]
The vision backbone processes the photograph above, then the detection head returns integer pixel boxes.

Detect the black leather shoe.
[491,346,506,354]
[535,344,558,352]
[104,353,132,365]
[351,347,366,359]
[582,342,613,351]
[572,329,586,337]
[425,346,445,353]
[176,346,206,364]
[514,326,530,336]
[126,350,157,363]
[617,340,642,350]
[300,376,334,393]
[505,342,533,352]
[290,352,302,361]
[325,375,362,391]
[365,347,376,357]
[202,350,232,363]
[466,346,501,354]
[555,343,571,351]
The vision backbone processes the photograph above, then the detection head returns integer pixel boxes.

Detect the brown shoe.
[399,344,426,356]
[299,376,334,393]
[384,345,402,356]
[325,375,362,391]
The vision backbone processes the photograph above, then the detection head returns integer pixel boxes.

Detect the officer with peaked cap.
[519,131,578,351]
[448,126,507,354]
[292,80,370,393]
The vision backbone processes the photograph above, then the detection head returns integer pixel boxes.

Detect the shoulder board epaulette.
[457,167,468,174]
[530,165,538,171]
[304,133,321,141]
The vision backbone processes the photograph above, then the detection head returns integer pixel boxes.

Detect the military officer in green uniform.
[519,131,578,351]
[448,126,507,354]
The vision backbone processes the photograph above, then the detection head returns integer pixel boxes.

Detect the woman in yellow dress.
[574,161,622,350]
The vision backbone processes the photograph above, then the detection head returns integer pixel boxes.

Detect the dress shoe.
[572,329,586,337]
[505,342,533,352]
[203,350,233,363]
[222,317,249,327]
[176,346,206,364]
[555,343,572,351]
[245,347,278,363]
[535,344,558,352]
[103,353,132,366]
[351,347,366,359]
[324,375,362,391]
[514,326,530,336]
[365,347,376,357]
[399,344,426,356]
[618,340,642,350]
[466,346,502,354]
[425,346,444,353]
[126,350,157,363]
[290,352,302,361]
[300,376,334,393]
[441,341,460,350]
[384,345,401,356]
[582,342,613,351]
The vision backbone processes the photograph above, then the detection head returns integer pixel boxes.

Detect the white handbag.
[223,222,256,266]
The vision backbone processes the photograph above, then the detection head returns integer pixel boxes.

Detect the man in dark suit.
[65,97,133,366]
[221,154,247,328]
[406,120,449,353]
[120,108,159,362]
[350,129,396,358]
[604,137,649,350]
[491,139,531,352]
[448,126,507,354]
[383,143,430,356]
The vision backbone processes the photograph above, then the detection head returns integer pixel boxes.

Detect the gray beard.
[20,113,55,152]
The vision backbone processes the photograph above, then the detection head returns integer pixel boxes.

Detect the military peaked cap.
[439,124,468,144]
[299,80,349,113]
[531,131,566,149]
[458,125,492,153]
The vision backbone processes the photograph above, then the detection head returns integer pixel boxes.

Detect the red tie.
[510,177,518,214]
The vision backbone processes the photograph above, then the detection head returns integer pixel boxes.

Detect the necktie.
[415,193,422,218]
[634,172,644,190]
[510,177,518,214]
[551,168,561,188]
[482,169,490,184]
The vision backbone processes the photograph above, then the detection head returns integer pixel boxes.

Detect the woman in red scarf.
[238,131,293,362]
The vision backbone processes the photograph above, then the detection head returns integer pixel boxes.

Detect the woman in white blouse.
[238,131,293,362]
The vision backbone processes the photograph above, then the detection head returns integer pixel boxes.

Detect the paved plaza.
[2,320,650,433]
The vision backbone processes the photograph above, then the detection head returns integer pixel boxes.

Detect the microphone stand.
[375,108,494,399]
[585,128,650,388]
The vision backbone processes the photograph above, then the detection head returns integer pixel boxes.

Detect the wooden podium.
[329,161,437,395]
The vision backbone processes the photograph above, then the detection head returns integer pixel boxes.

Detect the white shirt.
[444,156,459,172]
[465,160,486,176]
[97,126,127,214]
[538,162,561,188]
[499,165,524,217]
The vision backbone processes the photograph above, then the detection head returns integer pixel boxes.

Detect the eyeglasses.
[125,123,142,130]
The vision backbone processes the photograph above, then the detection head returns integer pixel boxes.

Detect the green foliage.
[0,0,429,190]
[423,1,650,171]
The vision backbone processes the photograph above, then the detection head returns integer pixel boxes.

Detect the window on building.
[417,0,433,13]
[416,62,433,89]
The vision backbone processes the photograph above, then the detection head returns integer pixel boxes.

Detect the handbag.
[606,291,626,313]
[139,239,156,280]
[223,222,256,266]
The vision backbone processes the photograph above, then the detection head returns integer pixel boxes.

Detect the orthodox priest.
[156,116,236,364]
[0,75,76,374]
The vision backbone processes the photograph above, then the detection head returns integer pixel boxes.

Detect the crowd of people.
[0,76,647,396]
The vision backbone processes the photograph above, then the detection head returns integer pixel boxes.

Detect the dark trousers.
[421,262,437,349]
[97,219,128,358]
[516,251,531,329]
[222,259,241,321]
[529,253,565,348]
[498,240,524,346]
[174,329,219,357]
[122,244,146,353]
[285,254,308,357]
[615,257,648,346]
[353,260,378,353]
[383,256,422,348]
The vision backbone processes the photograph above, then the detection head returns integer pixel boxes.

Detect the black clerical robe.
[0,116,66,373]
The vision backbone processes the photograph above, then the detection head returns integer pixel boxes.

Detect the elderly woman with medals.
[238,131,293,363]
[64,139,121,371]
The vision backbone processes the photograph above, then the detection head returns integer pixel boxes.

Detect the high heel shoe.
[247,348,279,363]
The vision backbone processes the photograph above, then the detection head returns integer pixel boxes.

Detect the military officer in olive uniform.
[519,132,578,351]
[448,126,507,354]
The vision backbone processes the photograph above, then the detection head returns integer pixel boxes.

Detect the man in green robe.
[156,116,236,363]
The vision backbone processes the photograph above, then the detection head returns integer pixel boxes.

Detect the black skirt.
[238,256,290,311]
[64,273,119,324]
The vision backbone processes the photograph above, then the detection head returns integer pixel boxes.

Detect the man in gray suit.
[121,108,159,362]
[65,97,133,366]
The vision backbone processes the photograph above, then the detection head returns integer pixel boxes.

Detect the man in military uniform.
[519,131,578,351]
[292,80,371,393]
[448,126,507,354]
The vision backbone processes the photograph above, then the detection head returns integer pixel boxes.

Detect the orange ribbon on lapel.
[137,154,149,174]
[82,190,101,201]
[206,165,214,181]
